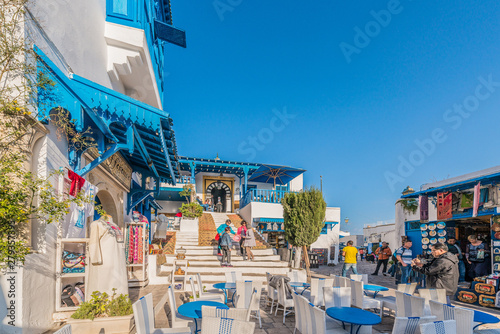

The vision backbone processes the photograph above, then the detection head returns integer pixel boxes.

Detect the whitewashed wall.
[156,200,183,214]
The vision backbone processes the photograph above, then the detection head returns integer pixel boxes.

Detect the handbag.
[215,233,220,241]
[233,235,241,242]
[62,250,85,269]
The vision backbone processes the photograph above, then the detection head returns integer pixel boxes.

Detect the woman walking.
[237,221,248,259]
[243,225,256,261]
[466,235,490,280]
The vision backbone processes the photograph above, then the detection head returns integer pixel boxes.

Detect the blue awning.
[34,46,179,185]
[178,156,260,178]
[248,164,305,186]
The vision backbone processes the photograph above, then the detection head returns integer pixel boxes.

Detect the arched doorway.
[206,181,232,213]
[94,190,120,227]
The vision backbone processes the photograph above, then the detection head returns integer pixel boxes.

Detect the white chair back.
[392,316,437,334]
[419,320,457,334]
[200,317,255,334]
[350,274,368,284]
[330,274,340,287]
[323,286,351,308]
[303,298,330,334]
[292,292,307,334]
[189,277,198,300]
[419,288,447,304]
[201,305,248,321]
[167,285,192,328]
[132,294,155,334]
[398,283,418,295]
[310,278,334,306]
[350,280,364,308]
[287,269,307,282]
[225,271,243,283]
[54,324,72,334]
[235,280,262,310]
[428,300,474,334]
[277,277,288,305]
[396,291,425,317]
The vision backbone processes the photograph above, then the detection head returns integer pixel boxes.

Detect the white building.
[363,221,399,253]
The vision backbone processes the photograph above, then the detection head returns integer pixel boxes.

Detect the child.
[220,226,233,267]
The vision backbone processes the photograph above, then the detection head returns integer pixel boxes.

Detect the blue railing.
[240,189,292,208]
[177,176,195,184]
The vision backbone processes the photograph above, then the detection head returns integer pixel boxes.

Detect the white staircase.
[159,213,290,287]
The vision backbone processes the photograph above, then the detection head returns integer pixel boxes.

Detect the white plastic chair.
[195,273,225,302]
[189,277,224,302]
[54,325,72,334]
[201,305,249,321]
[323,287,351,309]
[419,320,457,334]
[167,285,193,328]
[330,274,340,287]
[275,277,294,324]
[292,292,306,334]
[171,259,189,291]
[287,269,307,282]
[392,316,437,334]
[351,280,383,317]
[309,278,334,307]
[266,272,278,313]
[381,283,419,316]
[428,300,474,334]
[350,274,368,284]
[419,288,447,315]
[338,277,350,288]
[395,291,425,317]
[200,316,255,334]
[225,271,243,283]
[303,298,350,334]
[234,281,263,328]
[133,293,191,334]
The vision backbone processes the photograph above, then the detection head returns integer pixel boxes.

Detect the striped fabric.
[392,316,437,334]
[201,317,255,334]
[405,317,420,334]
[218,318,234,334]
[419,320,456,334]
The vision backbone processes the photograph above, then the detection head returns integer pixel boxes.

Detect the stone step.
[181,254,281,261]
[162,264,288,274]
[182,248,275,256]
[185,260,288,267]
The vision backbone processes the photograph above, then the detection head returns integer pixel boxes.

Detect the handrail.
[239,189,294,208]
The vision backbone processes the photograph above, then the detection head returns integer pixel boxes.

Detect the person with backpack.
[220,226,233,267]
[395,239,413,284]
[466,235,490,279]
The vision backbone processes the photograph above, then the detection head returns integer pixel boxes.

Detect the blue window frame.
[106,0,136,23]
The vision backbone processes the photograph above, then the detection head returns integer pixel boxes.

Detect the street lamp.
[344,217,349,225]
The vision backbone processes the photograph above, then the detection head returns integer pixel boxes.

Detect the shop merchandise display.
[125,211,150,287]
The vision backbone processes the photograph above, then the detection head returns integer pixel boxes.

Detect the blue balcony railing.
[240,189,292,208]
[177,176,195,184]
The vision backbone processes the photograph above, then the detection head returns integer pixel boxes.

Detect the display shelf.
[55,238,89,312]
[126,221,149,287]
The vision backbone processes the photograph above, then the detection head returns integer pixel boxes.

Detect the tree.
[0,0,95,270]
[282,187,326,277]
[179,184,194,203]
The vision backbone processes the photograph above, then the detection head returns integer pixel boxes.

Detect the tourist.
[220,226,233,267]
[237,221,248,259]
[359,248,364,260]
[243,225,256,261]
[371,241,392,276]
[446,237,465,282]
[412,242,459,303]
[466,235,490,279]
[341,240,358,277]
[215,196,223,212]
[395,239,413,283]
[216,219,235,256]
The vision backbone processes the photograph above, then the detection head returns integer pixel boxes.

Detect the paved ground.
[127,260,500,333]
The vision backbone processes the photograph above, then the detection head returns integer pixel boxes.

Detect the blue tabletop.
[289,282,310,288]
[213,282,236,290]
[326,307,382,325]
[473,310,500,324]
[177,301,228,319]
[364,284,389,292]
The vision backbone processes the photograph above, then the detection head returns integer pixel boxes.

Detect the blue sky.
[163,0,500,234]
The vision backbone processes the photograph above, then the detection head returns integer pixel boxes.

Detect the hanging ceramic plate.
[421,224,428,231]
[427,249,433,254]
[422,238,430,245]
[438,229,446,237]
[421,231,429,237]
[422,244,428,249]
[428,223,436,230]
[430,237,437,244]
[494,248,500,254]
[438,237,446,243]
[437,222,446,229]
[429,230,437,237]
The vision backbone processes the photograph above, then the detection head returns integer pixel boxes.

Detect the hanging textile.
[437,192,452,220]
[68,170,85,197]
[66,182,99,239]
[473,182,481,217]
[480,188,489,205]
[460,193,474,209]
[419,195,429,221]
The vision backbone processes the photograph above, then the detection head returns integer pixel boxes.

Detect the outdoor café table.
[326,306,381,334]
[472,309,500,329]
[363,284,389,298]
[289,282,311,295]
[177,300,228,333]
[213,282,236,305]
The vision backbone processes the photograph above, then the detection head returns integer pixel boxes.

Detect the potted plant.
[65,289,134,334]
[179,202,203,232]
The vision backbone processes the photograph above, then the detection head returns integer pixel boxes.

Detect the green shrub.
[180,202,203,218]
[71,289,132,320]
